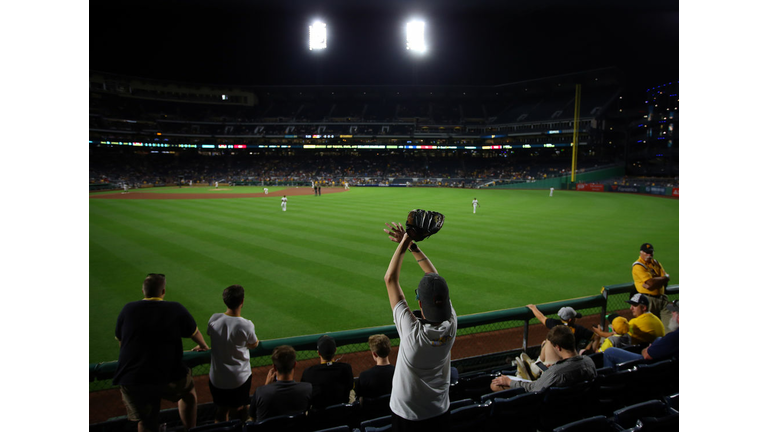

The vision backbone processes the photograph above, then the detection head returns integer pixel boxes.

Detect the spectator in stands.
[301,335,355,410]
[526,304,594,350]
[383,222,457,431]
[632,243,673,331]
[207,285,260,423]
[583,314,631,354]
[625,293,665,346]
[355,334,396,401]
[249,345,312,423]
[112,273,210,432]
[490,325,597,393]
[603,300,679,368]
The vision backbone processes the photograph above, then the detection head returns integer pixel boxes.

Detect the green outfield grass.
[89,187,679,363]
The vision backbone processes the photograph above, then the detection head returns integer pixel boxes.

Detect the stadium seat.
[487,391,545,432]
[612,400,675,431]
[359,393,391,422]
[538,380,599,432]
[448,402,491,431]
[595,368,641,415]
[631,360,677,404]
[359,415,391,432]
[189,419,242,432]
[309,402,360,431]
[551,415,615,432]
[449,398,476,411]
[311,426,351,432]
[587,352,604,369]
[243,413,306,432]
[664,393,679,413]
[479,386,526,404]
[632,412,679,431]
[450,372,498,402]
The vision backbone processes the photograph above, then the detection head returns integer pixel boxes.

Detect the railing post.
[600,287,609,330]
[523,319,529,352]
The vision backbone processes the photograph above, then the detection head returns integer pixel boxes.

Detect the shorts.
[209,375,252,408]
[120,369,195,422]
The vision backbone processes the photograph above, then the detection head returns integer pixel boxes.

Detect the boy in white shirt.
[207,285,260,423]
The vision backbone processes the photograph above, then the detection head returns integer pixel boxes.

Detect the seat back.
[551,415,614,432]
[479,386,526,404]
[360,393,391,422]
[634,412,679,432]
[449,398,475,411]
[612,400,671,430]
[452,373,498,402]
[538,381,599,432]
[595,368,640,415]
[449,403,491,432]
[487,391,545,432]
[244,413,305,432]
[188,419,242,432]
[309,402,360,431]
[359,415,392,432]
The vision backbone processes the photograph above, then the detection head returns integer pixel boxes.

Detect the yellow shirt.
[632,256,667,295]
[628,312,665,345]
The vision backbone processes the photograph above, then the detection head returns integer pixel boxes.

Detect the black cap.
[625,293,650,307]
[640,243,654,253]
[417,273,451,323]
[317,335,336,359]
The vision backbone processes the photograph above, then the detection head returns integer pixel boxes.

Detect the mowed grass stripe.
[90,188,678,363]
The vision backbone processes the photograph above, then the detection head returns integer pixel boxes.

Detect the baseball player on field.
[281,195,287,212]
[472,198,479,214]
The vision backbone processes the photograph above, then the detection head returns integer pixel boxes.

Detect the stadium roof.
[90,0,678,90]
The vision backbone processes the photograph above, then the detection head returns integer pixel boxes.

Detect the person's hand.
[191,345,209,352]
[526,304,536,310]
[384,222,406,243]
[491,375,512,388]
[265,368,277,385]
[641,346,652,360]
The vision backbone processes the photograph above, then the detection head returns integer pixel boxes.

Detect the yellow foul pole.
[571,84,582,183]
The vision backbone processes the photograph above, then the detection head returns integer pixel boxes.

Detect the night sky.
[90,0,678,90]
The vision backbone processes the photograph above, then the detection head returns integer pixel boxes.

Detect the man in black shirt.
[301,335,354,410]
[113,273,210,432]
[249,345,312,422]
[356,334,395,400]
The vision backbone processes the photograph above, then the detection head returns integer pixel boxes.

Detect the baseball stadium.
[88,1,681,431]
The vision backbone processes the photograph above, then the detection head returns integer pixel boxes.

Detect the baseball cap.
[625,293,650,306]
[666,300,679,313]
[611,316,630,335]
[317,335,337,359]
[640,243,654,253]
[558,306,582,321]
[417,273,451,323]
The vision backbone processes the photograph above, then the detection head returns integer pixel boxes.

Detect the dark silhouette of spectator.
[113,273,210,432]
[355,334,395,401]
[207,285,260,423]
[249,345,312,422]
[301,335,355,410]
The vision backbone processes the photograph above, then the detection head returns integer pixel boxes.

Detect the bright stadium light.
[309,21,327,51]
[406,20,426,53]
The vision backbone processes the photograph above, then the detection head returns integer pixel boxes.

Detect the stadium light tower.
[309,21,327,51]
[406,20,427,54]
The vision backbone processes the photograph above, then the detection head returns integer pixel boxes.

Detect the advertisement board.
[576,183,605,192]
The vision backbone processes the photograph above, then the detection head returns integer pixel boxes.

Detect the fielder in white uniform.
[550,187,554,197]
[263,188,269,194]
[281,195,287,212]
[472,198,479,214]
[215,181,219,189]
[122,183,129,194]
[189,180,193,187]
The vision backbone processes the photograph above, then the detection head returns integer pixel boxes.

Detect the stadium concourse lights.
[309,21,327,51]
[406,19,427,54]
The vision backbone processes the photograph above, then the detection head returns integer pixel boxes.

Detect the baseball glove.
[406,209,444,242]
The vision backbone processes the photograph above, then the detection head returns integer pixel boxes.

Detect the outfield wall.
[89,283,678,424]
[488,166,626,190]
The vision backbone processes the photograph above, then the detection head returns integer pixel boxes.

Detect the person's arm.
[384,233,411,310]
[641,346,652,360]
[591,324,613,339]
[189,328,210,351]
[246,340,260,349]
[526,304,548,325]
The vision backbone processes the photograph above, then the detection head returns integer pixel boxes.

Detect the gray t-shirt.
[390,299,457,420]
[510,355,597,393]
